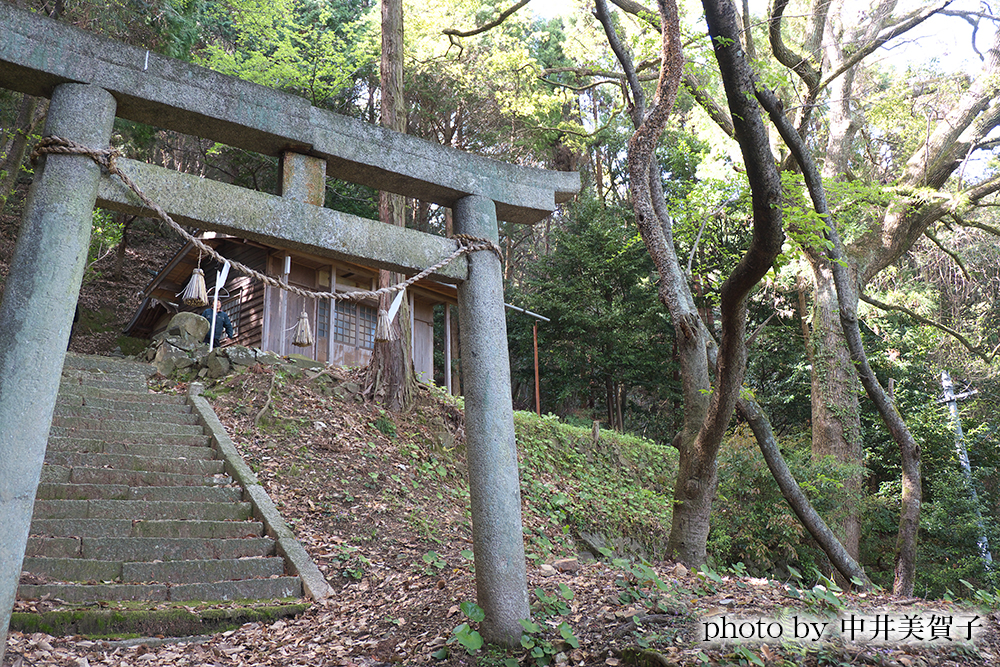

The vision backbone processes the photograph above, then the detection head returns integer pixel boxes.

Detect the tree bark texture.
[0,93,47,209]
[366,0,416,411]
[603,0,784,565]
[666,0,786,566]
[755,83,920,595]
[806,259,862,560]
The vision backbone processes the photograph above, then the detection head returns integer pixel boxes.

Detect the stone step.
[35,483,241,502]
[57,393,189,411]
[31,518,265,539]
[60,374,149,393]
[46,439,216,460]
[57,385,188,405]
[49,430,213,447]
[50,418,206,437]
[41,465,230,488]
[19,576,302,603]
[53,406,200,425]
[23,556,283,584]
[25,537,275,562]
[61,363,151,379]
[32,499,252,522]
[44,452,224,476]
[19,353,311,613]
[63,353,155,376]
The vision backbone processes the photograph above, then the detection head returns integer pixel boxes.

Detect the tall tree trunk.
[365,0,415,411]
[755,82,918,594]
[604,375,615,430]
[615,382,625,433]
[599,0,784,566]
[0,94,47,209]
[114,215,136,281]
[449,304,461,396]
[807,258,862,560]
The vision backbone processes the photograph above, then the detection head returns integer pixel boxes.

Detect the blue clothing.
[201,307,234,345]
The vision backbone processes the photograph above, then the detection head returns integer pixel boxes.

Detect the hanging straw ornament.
[374,309,394,343]
[374,289,405,343]
[292,309,313,347]
[181,267,208,307]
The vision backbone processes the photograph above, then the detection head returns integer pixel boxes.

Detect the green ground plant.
[708,425,862,578]
[514,411,677,559]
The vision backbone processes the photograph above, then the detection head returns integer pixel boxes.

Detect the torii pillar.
[454,195,529,645]
[0,83,117,663]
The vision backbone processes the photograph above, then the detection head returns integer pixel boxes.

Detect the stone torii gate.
[0,4,579,654]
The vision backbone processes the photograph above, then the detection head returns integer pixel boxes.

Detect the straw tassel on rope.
[293,309,314,347]
[375,289,407,343]
[374,309,395,342]
[181,267,208,307]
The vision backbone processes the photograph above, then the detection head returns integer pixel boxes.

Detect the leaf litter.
[6,366,1000,666]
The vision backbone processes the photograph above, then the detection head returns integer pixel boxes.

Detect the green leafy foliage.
[421,550,446,574]
[195,0,377,112]
[518,617,579,667]
[785,572,847,614]
[708,426,862,577]
[506,195,680,442]
[328,543,369,580]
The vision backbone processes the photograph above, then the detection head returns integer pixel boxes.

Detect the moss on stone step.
[10,601,310,638]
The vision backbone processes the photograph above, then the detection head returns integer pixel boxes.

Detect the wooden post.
[279,254,290,356]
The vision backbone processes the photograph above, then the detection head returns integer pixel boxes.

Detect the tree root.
[613,613,683,639]
[253,370,277,428]
[621,646,679,667]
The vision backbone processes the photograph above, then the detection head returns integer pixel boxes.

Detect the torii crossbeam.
[0,5,579,655]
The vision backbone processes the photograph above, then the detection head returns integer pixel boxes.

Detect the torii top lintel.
[0,4,580,225]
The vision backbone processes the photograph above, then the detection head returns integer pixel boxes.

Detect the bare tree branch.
[746,312,775,347]
[965,172,1000,203]
[606,0,736,140]
[609,0,661,27]
[736,394,872,587]
[442,0,530,52]
[819,1,952,92]
[860,292,996,364]
[539,76,630,93]
[923,227,971,281]
[683,73,735,138]
[595,0,648,125]
[768,0,820,90]
[537,66,657,94]
[949,212,1000,236]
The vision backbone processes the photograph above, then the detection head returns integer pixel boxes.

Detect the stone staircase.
[18,353,316,606]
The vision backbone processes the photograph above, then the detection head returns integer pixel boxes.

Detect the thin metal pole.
[444,305,452,395]
[533,322,540,417]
